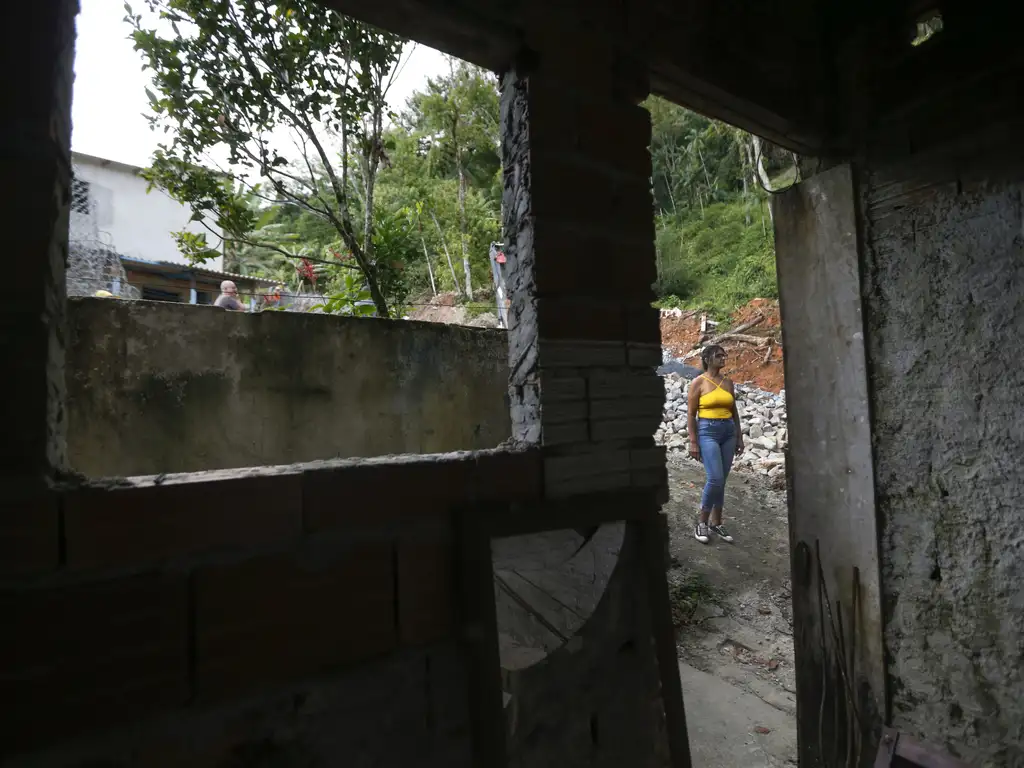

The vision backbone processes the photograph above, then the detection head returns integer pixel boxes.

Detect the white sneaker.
[694,521,710,544]
[709,524,734,543]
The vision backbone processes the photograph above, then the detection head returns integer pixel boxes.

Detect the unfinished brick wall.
[1,450,542,764]
[496,9,673,764]
[501,17,665,495]
[4,0,679,764]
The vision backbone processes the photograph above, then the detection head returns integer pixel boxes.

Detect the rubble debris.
[656,371,788,483]
[660,299,785,392]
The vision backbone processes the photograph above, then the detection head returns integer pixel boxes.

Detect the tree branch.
[193,217,359,271]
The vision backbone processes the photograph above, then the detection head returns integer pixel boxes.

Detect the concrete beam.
[317,0,830,154]
[772,165,886,764]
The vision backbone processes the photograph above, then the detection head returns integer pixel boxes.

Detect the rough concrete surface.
[65,298,511,476]
[679,662,796,768]
[664,455,797,767]
[863,175,1024,765]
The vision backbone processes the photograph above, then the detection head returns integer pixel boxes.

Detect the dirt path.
[664,456,797,767]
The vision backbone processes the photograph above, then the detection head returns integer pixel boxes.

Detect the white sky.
[71,0,449,168]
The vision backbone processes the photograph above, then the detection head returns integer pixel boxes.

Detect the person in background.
[260,285,283,310]
[214,280,246,311]
[687,344,745,544]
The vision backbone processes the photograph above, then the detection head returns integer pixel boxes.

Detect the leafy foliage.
[310,273,377,316]
[646,96,792,312]
[126,0,403,316]
[655,201,777,314]
[216,57,502,311]
[130,0,787,318]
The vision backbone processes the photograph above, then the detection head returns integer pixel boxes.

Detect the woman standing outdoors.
[687,344,744,544]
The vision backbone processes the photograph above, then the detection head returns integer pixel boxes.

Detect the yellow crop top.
[697,375,735,419]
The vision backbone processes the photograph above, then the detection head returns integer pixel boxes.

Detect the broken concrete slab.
[679,661,797,768]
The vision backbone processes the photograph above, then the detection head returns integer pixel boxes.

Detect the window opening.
[66,1,510,479]
[71,178,91,215]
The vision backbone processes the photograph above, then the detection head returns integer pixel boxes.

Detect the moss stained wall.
[66,298,510,477]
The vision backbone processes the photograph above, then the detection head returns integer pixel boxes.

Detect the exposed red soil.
[660,299,786,393]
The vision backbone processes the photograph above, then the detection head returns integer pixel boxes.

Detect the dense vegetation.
[648,97,791,314]
[131,0,796,316]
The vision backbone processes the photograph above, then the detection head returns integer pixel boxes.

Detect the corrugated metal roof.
[121,256,278,285]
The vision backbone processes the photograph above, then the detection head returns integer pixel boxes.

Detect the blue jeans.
[698,418,736,511]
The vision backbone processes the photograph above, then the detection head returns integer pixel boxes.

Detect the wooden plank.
[464,496,691,766]
[772,164,886,765]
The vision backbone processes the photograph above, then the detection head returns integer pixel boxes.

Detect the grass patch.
[668,571,720,628]
[463,301,497,319]
[655,199,778,315]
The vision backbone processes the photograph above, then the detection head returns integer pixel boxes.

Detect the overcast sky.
[71,1,449,168]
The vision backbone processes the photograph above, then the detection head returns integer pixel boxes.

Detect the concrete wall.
[773,165,885,766]
[861,150,1024,763]
[66,298,511,477]
[71,153,224,270]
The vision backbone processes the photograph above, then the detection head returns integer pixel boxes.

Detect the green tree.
[646,96,782,312]
[400,58,500,297]
[126,0,404,317]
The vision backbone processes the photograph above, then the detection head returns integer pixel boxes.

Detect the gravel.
[655,369,788,486]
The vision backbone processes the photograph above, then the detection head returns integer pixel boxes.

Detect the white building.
[67,153,276,306]
[70,151,224,271]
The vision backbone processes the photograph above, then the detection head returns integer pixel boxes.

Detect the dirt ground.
[664,454,797,766]
[660,299,786,393]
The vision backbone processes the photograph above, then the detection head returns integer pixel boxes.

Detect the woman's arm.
[687,378,701,459]
[728,380,745,454]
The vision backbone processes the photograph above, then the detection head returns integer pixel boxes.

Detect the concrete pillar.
[4,0,77,486]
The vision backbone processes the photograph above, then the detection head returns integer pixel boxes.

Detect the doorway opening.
[648,93,798,765]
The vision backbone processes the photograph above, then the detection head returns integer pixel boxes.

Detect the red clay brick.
[473,450,544,502]
[0,488,59,576]
[528,83,652,180]
[397,536,455,647]
[63,473,302,571]
[303,458,472,532]
[536,297,626,341]
[531,219,657,300]
[0,574,188,755]
[194,544,396,700]
[531,157,653,239]
[625,303,662,344]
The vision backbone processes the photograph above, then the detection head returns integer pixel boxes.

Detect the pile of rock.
[655,372,788,482]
